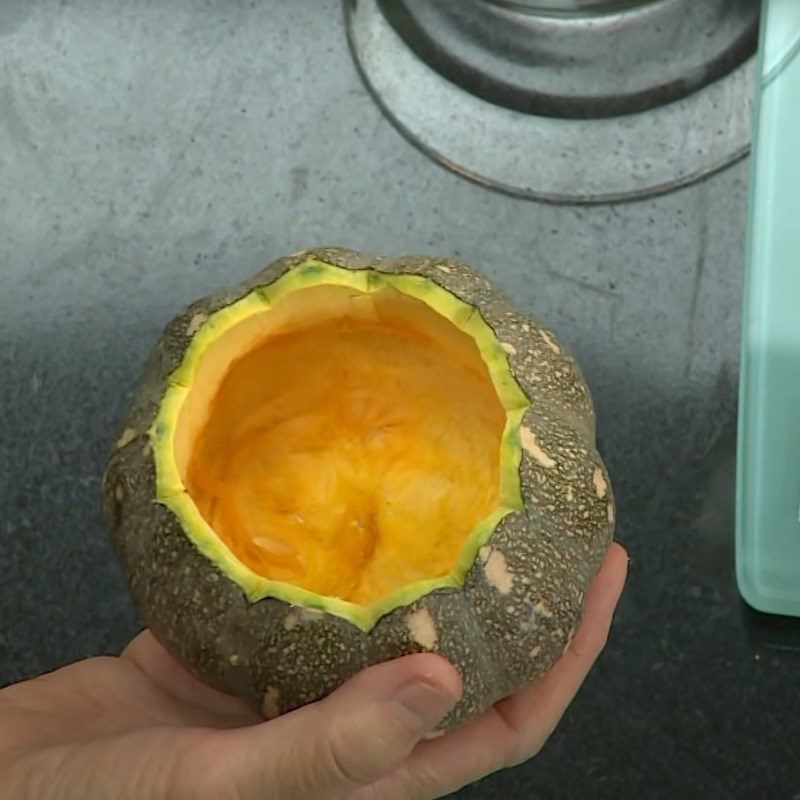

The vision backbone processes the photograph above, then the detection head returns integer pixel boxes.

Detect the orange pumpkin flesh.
[184,284,505,604]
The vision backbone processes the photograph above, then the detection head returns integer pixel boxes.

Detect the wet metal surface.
[1,2,799,797]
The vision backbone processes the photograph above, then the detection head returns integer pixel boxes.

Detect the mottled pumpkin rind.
[103,247,615,731]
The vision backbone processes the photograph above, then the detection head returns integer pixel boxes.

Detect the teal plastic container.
[736,0,800,615]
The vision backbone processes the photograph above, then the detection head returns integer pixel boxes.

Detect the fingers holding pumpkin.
[492,541,628,764]
[347,542,628,800]
[181,653,462,800]
[121,630,261,725]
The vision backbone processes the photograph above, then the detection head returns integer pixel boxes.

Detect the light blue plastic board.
[736,0,800,615]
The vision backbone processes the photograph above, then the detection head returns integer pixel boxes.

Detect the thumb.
[196,654,462,800]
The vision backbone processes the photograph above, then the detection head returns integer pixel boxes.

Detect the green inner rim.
[150,259,530,631]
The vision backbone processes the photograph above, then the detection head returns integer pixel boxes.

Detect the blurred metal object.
[493,1,656,8]
[377,0,758,117]
[346,0,758,202]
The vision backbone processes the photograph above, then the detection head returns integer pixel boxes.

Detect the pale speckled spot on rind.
[534,600,553,619]
[483,547,514,595]
[539,330,560,354]
[566,625,578,647]
[501,342,517,355]
[300,608,324,622]
[530,645,542,658]
[229,653,240,666]
[283,612,299,631]
[114,485,123,502]
[607,503,615,523]
[186,312,209,336]
[521,322,531,333]
[262,686,280,720]
[593,467,608,499]
[115,428,136,450]
[519,426,556,469]
[407,608,437,650]
[566,485,575,502]
[435,264,451,274]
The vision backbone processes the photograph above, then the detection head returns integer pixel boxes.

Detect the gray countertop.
[2,1,799,797]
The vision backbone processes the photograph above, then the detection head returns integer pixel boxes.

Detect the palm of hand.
[0,543,626,800]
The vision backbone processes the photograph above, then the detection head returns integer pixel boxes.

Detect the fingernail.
[392,680,458,731]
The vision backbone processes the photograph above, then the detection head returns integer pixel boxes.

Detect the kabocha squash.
[103,247,615,730]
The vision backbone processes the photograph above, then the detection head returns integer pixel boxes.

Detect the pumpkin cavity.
[152,262,529,626]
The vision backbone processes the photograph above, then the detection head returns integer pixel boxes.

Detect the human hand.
[0,543,626,800]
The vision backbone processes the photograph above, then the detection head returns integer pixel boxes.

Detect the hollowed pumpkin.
[104,247,614,730]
